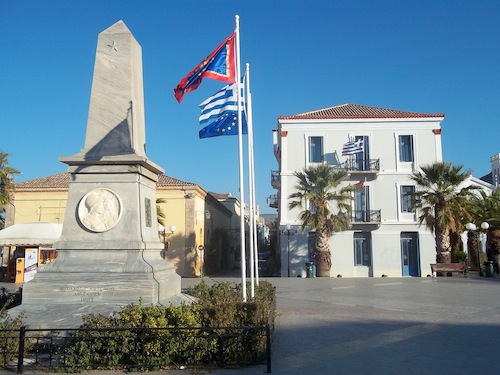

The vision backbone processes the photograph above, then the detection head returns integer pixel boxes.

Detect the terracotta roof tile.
[157,174,196,187]
[278,103,445,120]
[16,173,70,190]
[15,172,196,190]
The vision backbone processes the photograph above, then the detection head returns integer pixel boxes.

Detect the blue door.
[401,233,420,277]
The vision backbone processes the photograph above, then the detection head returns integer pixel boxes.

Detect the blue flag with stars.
[198,84,247,139]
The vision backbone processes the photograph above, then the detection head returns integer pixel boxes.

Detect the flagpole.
[235,15,247,302]
[245,63,259,287]
[245,64,255,297]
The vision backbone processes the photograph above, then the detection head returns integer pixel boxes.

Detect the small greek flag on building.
[198,84,247,139]
[342,139,364,156]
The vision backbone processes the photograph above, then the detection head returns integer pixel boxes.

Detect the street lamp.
[466,222,483,277]
[283,224,296,277]
[481,222,490,274]
[158,224,176,250]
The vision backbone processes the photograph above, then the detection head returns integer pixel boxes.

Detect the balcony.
[271,170,280,189]
[267,194,278,209]
[351,210,381,224]
[334,159,380,174]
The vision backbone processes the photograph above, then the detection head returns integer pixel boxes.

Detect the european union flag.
[174,33,236,103]
[198,84,247,139]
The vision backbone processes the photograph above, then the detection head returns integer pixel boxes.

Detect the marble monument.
[12,20,187,328]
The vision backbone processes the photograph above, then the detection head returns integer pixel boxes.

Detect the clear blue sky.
[2,0,499,214]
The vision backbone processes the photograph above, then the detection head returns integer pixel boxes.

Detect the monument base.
[11,271,195,328]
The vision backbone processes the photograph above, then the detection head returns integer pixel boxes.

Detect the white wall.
[277,113,445,278]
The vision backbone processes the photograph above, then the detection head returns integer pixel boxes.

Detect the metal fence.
[0,324,272,373]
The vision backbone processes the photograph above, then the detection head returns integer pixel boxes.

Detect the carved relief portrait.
[78,188,122,232]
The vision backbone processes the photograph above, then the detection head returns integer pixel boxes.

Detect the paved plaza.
[6,274,500,375]
[182,274,500,375]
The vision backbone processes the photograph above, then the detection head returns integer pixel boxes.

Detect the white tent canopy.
[0,223,62,246]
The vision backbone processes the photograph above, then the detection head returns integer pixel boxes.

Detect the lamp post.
[466,222,483,276]
[286,224,291,277]
[481,222,490,275]
[158,225,176,250]
[282,224,297,277]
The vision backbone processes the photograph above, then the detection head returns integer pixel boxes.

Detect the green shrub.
[59,281,276,372]
[0,288,26,366]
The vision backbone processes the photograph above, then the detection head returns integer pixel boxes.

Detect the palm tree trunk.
[435,226,452,263]
[468,230,479,270]
[488,228,500,257]
[315,230,332,277]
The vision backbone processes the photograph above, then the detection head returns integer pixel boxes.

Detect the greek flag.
[342,139,364,156]
[198,84,247,139]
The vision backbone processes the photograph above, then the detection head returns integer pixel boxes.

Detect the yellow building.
[4,172,237,278]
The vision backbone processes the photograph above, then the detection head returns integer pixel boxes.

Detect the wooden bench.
[430,262,467,277]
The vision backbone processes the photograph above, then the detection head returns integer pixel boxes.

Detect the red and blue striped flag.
[174,33,236,103]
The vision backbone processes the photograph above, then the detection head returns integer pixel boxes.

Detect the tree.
[0,152,20,229]
[156,198,167,227]
[468,188,500,261]
[410,162,477,264]
[288,164,354,277]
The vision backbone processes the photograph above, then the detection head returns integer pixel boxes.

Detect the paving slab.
[3,273,500,374]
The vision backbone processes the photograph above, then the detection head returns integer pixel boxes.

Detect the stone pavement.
[4,273,500,375]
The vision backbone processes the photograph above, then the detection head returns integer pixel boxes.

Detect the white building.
[480,153,500,187]
[272,103,448,278]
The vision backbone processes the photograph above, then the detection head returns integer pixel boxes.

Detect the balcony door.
[354,186,370,222]
[354,135,370,171]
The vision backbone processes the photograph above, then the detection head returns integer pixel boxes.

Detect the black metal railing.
[335,159,380,172]
[1,324,272,373]
[271,170,280,189]
[267,194,278,209]
[351,210,381,223]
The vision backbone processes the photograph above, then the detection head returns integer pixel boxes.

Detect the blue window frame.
[399,135,414,162]
[400,185,415,213]
[309,136,323,163]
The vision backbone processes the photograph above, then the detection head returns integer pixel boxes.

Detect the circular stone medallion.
[78,188,122,232]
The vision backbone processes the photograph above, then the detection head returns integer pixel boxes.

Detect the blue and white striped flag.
[198,83,247,139]
[342,139,364,156]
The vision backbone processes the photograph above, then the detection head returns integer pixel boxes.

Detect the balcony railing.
[334,159,380,173]
[351,210,381,224]
[267,194,278,209]
[271,170,280,189]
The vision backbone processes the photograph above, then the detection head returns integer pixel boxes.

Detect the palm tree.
[0,152,20,229]
[410,162,477,264]
[156,198,167,227]
[468,188,500,262]
[288,164,354,277]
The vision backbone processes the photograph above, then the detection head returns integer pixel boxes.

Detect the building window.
[399,135,414,162]
[354,232,372,266]
[400,185,415,213]
[309,136,323,163]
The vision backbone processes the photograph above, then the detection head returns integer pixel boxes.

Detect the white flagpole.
[245,64,255,298]
[235,15,247,302]
[245,63,260,287]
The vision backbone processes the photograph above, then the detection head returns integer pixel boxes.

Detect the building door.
[354,186,370,222]
[354,232,372,266]
[401,232,420,276]
[354,135,370,171]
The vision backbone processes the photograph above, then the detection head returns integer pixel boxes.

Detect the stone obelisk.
[14,21,185,328]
